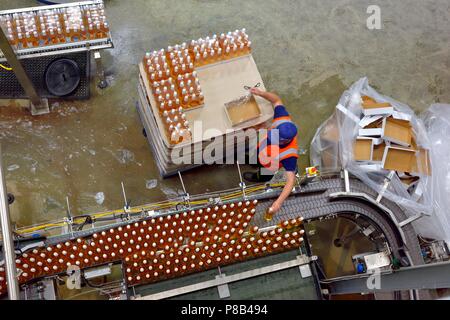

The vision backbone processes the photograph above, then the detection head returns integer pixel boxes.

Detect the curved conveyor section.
[250,174,423,267]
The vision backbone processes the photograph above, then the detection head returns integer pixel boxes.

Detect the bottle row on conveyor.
[0,200,304,295]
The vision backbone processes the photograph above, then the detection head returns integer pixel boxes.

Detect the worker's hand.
[250,87,265,96]
[250,88,283,106]
[270,201,282,214]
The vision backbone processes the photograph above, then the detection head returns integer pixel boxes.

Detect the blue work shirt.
[265,105,298,172]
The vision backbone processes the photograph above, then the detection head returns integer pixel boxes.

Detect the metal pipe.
[0,145,20,300]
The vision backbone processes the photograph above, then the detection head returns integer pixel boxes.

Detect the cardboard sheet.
[382,146,416,172]
[372,142,386,162]
[361,99,394,116]
[382,117,412,147]
[411,148,432,176]
[359,115,383,128]
[359,118,383,136]
[362,96,376,104]
[353,138,373,161]
[363,101,392,109]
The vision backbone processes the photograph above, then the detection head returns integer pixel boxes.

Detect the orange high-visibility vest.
[258,116,299,172]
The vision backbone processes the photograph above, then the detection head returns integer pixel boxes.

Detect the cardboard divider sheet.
[372,142,386,162]
[353,138,373,161]
[382,146,416,172]
[382,117,412,147]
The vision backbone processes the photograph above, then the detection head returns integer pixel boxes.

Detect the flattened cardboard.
[411,148,432,176]
[359,128,383,137]
[392,110,412,122]
[359,118,383,137]
[362,99,394,116]
[410,135,418,150]
[359,164,383,171]
[362,96,377,104]
[400,175,419,186]
[363,101,392,109]
[365,118,384,129]
[372,142,386,162]
[382,117,412,147]
[359,115,383,128]
[382,146,416,172]
[354,138,373,161]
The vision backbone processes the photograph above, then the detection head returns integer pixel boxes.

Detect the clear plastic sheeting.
[311,77,434,230]
[310,114,341,173]
[420,104,450,242]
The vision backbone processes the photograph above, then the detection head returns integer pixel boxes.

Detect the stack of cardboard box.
[353,96,431,199]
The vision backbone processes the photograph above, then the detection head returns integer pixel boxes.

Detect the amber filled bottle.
[264,207,274,222]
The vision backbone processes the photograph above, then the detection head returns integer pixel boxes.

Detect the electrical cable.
[13,179,298,235]
[0,63,12,71]
[76,215,93,231]
[83,275,108,288]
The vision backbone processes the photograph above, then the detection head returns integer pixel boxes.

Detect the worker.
[243,88,299,214]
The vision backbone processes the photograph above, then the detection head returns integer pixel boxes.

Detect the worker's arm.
[270,171,296,213]
[250,88,283,107]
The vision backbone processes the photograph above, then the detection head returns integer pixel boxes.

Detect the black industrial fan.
[44,58,81,97]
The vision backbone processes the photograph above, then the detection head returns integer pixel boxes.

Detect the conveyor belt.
[0,174,424,298]
[252,175,423,266]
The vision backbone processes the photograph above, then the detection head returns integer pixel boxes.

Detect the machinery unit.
[0,0,113,100]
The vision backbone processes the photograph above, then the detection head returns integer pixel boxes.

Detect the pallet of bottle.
[141,29,251,110]
[0,0,113,60]
[143,53,205,112]
[146,72,205,112]
[192,30,252,69]
[138,64,192,145]
[174,29,252,68]
[137,80,256,178]
[139,59,273,151]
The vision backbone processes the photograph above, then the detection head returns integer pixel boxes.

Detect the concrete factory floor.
[1,0,450,230]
